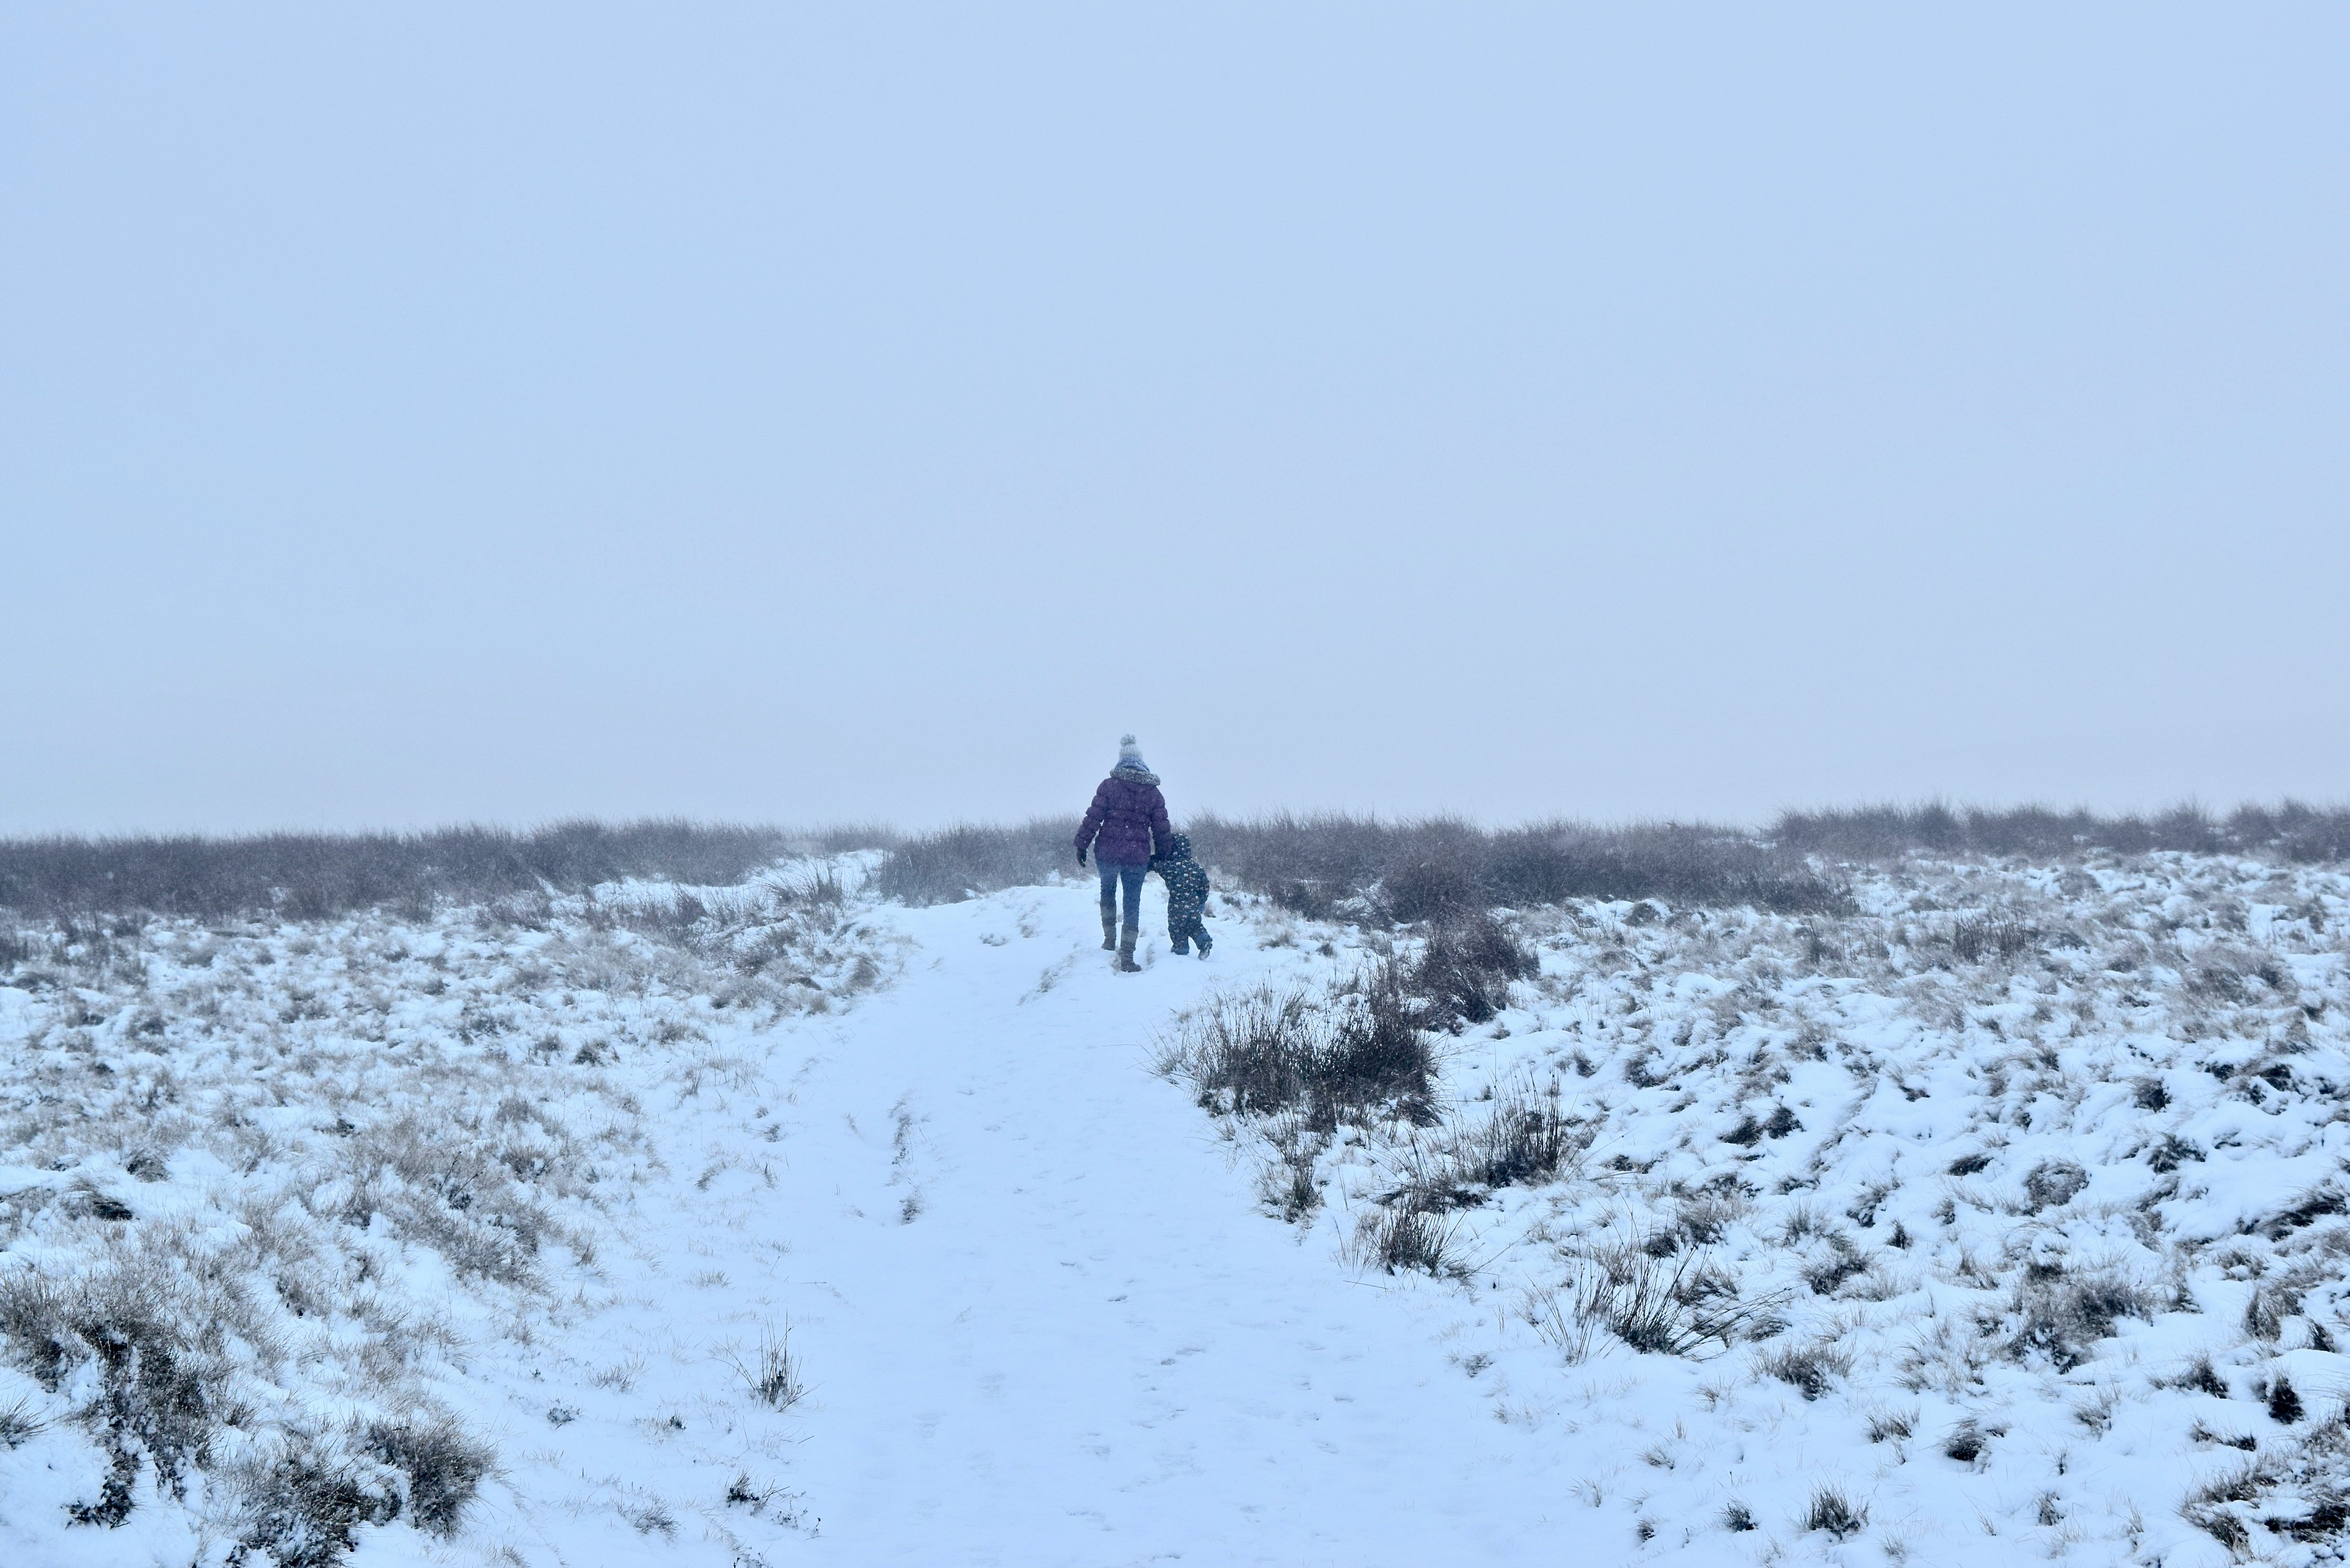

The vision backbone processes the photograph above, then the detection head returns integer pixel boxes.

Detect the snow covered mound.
[1,844,2346,1565]
[0,864,894,1565]
[1176,850,2350,1565]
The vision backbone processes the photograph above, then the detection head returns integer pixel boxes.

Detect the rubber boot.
[1195,929,1213,959]
[1101,910,1118,951]
[1117,927,1142,973]
[1170,935,1190,956]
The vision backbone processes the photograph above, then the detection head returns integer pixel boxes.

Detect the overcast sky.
[4,6,2343,836]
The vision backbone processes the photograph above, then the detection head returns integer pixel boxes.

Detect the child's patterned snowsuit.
[1151,834,1213,956]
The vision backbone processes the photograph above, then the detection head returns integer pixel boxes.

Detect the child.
[1150,833,1213,958]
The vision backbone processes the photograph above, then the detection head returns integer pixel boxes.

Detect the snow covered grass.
[0,821,898,924]
[11,818,2350,1564]
[872,799,2350,923]
[1168,851,2350,1562]
[0,859,894,1564]
[1773,800,2350,864]
[874,811,1852,918]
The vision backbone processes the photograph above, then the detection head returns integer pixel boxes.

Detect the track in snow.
[589,887,1569,1564]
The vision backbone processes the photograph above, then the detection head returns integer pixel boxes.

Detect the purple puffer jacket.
[1076,768,1171,866]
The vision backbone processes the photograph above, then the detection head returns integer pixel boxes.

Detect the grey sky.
[4,6,2343,836]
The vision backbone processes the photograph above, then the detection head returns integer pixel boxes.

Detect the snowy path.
[754,889,1562,1563]
[419,883,1586,1568]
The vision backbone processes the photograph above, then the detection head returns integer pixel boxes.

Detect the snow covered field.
[4,845,2349,1565]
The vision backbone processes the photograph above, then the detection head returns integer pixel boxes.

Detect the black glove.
[1076,846,1089,869]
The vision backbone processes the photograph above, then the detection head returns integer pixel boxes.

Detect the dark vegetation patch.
[1164,910,1540,1134]
[1772,800,2350,864]
[0,1266,219,1518]
[2271,1497,2350,1543]
[727,1327,805,1412]
[1723,1105,1802,1146]
[1945,915,2037,963]
[231,1447,399,1567]
[228,1415,491,1566]
[2022,1159,2091,1211]
[2185,1462,2271,1552]
[1373,1082,1589,1224]
[0,1261,492,1559]
[1410,912,1538,1028]
[2255,1186,2348,1242]
[333,1116,563,1287]
[1161,970,1435,1130]
[2181,1407,2350,1553]
[867,818,1076,905]
[1172,909,1584,1274]
[1442,1080,1585,1192]
[2170,1355,2233,1400]
[24,800,2344,927]
[1943,1419,1989,1463]
[360,1416,495,1536]
[0,821,892,923]
[2008,1265,2156,1370]
[15,794,2347,939]
[1804,1484,1869,1539]
[875,813,1851,914]
[1357,1205,1471,1278]
[2245,1282,2307,1342]
[1593,1250,1773,1355]
[1193,815,1849,919]
[1801,1240,1869,1297]
[1760,1338,1854,1400]
[2191,1421,2257,1450]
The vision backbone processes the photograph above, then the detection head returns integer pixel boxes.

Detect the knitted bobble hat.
[1118,733,1146,769]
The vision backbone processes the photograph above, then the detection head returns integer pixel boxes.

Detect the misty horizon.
[4,792,2348,847]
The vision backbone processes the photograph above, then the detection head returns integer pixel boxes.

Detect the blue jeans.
[1098,860,1147,931]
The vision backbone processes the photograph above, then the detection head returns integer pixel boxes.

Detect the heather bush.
[1186,814,1849,918]
[869,818,1077,905]
[1773,800,2350,864]
[868,812,1850,915]
[0,820,894,922]
[1158,966,1435,1129]
[1410,910,1537,1029]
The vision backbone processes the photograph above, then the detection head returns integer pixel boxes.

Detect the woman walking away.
[1075,734,1171,973]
